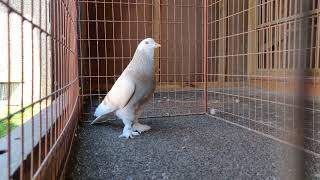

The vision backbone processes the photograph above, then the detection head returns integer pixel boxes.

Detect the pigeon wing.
[105,76,136,109]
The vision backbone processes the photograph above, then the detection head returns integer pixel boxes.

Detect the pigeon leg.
[119,119,139,139]
[132,111,151,133]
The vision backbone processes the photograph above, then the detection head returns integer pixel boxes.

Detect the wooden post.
[248,0,258,76]
[153,0,161,82]
[218,0,227,82]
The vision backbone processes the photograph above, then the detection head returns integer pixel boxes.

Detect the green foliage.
[0,104,41,138]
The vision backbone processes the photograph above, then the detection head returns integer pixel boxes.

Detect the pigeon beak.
[155,43,161,48]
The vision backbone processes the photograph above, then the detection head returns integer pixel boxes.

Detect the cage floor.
[66,114,319,180]
[82,88,320,153]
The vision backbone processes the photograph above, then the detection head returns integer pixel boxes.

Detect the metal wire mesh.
[77,0,206,121]
[1,0,320,179]
[77,0,320,157]
[207,0,320,156]
[0,0,79,179]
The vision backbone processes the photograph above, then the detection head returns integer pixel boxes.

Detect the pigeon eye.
[145,41,149,44]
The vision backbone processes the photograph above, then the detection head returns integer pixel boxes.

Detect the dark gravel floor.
[66,115,320,180]
[81,88,320,154]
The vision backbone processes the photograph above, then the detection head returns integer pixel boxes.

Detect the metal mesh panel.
[0,0,79,179]
[77,0,205,121]
[1,0,319,179]
[77,0,320,157]
[207,0,320,156]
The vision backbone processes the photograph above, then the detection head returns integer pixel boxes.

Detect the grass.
[0,103,42,138]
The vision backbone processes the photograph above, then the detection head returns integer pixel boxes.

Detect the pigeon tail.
[91,103,114,125]
[94,102,113,117]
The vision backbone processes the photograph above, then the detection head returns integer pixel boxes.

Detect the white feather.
[94,103,113,117]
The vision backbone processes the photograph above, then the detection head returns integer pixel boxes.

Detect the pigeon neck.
[136,48,154,62]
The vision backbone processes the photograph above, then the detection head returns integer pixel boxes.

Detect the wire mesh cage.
[78,0,319,152]
[206,0,320,154]
[0,0,320,179]
[78,0,206,120]
[0,0,79,179]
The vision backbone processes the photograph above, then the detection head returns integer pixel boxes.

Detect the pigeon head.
[137,38,161,52]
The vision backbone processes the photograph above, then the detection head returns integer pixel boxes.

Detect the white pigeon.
[91,38,161,139]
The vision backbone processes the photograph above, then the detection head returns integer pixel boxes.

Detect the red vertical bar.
[52,0,56,146]
[66,4,69,124]
[194,0,197,104]
[50,0,54,153]
[63,0,66,128]
[87,1,92,114]
[38,0,43,168]
[7,2,11,179]
[78,1,84,120]
[20,0,25,178]
[54,0,58,145]
[127,0,131,64]
[173,0,176,111]
[30,0,35,177]
[95,0,100,103]
[167,0,169,108]
[188,0,191,109]
[60,0,64,131]
[104,1,109,92]
[203,0,208,112]
[120,1,124,77]
[58,0,61,136]
[180,0,184,110]
[57,0,61,137]
[65,0,67,126]
[45,0,49,160]
[112,1,116,90]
